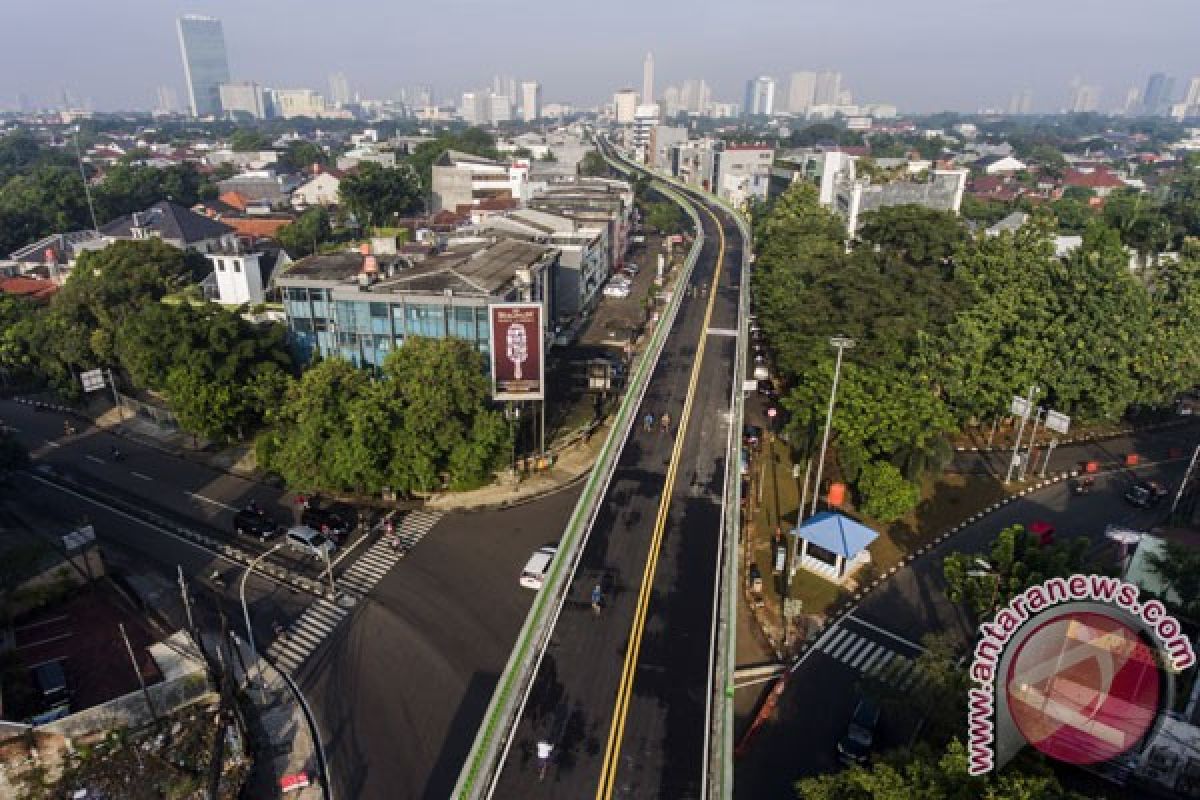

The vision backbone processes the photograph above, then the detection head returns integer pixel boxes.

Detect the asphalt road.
[299,485,582,800]
[734,443,1197,799]
[491,185,743,799]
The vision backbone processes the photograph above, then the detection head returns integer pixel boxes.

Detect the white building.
[614,89,638,124]
[490,93,513,124]
[431,150,530,212]
[291,167,343,209]
[744,76,775,116]
[642,53,655,105]
[715,144,774,207]
[521,81,542,122]
[219,81,268,119]
[460,92,486,125]
[787,71,816,114]
[814,71,842,106]
[632,104,661,163]
[271,88,327,119]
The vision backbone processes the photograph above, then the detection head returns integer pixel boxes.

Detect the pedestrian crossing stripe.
[815,626,925,690]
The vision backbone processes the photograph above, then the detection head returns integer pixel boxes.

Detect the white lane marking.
[45,440,60,448]
[131,471,153,481]
[846,613,928,654]
[870,651,897,677]
[706,327,738,337]
[859,646,889,675]
[820,627,850,654]
[85,454,104,464]
[848,641,881,670]
[184,491,237,512]
[839,637,871,666]
[829,630,860,660]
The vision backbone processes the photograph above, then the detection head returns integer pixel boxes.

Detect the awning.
[793,512,879,560]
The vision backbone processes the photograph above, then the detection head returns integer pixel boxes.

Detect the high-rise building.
[813,71,842,106]
[1185,77,1200,108]
[787,71,816,114]
[614,88,638,124]
[155,86,179,114]
[1121,86,1142,115]
[520,81,542,123]
[490,92,512,124]
[662,86,681,117]
[1007,88,1033,115]
[220,81,268,119]
[460,92,486,125]
[272,88,326,119]
[1068,81,1100,113]
[642,52,655,105]
[1142,72,1176,115]
[743,76,775,116]
[329,73,351,107]
[176,15,230,117]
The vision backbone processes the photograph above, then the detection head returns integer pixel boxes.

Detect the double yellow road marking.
[594,200,727,799]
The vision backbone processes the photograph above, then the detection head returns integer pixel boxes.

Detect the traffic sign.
[1044,410,1071,434]
[80,369,106,393]
[1010,395,1030,418]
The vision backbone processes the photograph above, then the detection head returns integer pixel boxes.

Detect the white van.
[520,546,557,590]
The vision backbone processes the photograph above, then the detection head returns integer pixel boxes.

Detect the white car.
[604,285,631,298]
[520,546,557,590]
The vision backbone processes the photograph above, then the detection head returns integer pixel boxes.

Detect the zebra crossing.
[267,597,349,674]
[266,510,443,674]
[815,624,926,691]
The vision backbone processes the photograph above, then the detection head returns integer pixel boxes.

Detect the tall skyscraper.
[520,81,542,122]
[1007,88,1033,115]
[642,52,655,105]
[614,89,639,124]
[329,73,351,107]
[176,15,230,117]
[662,86,681,117]
[155,86,179,114]
[813,71,842,106]
[787,71,816,114]
[1068,81,1100,113]
[220,81,268,119]
[743,76,775,116]
[1142,72,1175,115]
[1185,77,1200,108]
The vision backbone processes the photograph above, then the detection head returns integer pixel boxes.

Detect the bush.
[858,461,920,522]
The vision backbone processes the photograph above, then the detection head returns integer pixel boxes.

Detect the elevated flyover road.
[479,175,746,798]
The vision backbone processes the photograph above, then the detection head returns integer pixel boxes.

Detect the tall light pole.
[240,542,284,701]
[811,336,854,518]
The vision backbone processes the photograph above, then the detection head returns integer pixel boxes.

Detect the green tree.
[856,205,967,266]
[643,201,685,233]
[229,130,274,152]
[795,739,1082,800]
[277,140,327,172]
[579,150,609,177]
[94,163,214,221]
[277,207,333,258]
[943,524,1091,623]
[1145,540,1200,619]
[857,461,919,522]
[339,162,421,228]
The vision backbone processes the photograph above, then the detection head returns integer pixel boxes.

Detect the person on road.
[644,412,655,433]
[591,583,604,615]
[660,412,671,434]
[536,740,554,780]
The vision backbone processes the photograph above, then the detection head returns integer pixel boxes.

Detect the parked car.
[837,697,881,764]
[623,263,641,276]
[1124,480,1167,508]
[285,525,337,560]
[604,285,631,299]
[302,505,352,543]
[757,379,777,398]
[233,507,281,541]
[753,364,770,381]
[521,545,557,590]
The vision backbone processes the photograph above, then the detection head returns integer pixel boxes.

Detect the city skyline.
[2,0,1199,113]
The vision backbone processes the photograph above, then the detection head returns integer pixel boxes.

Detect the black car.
[302,506,352,543]
[233,507,281,541]
[837,697,881,764]
[1124,480,1167,509]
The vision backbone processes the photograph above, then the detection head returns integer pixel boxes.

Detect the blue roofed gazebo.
[791,511,880,584]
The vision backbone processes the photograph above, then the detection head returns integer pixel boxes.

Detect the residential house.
[1063,167,1128,198]
[203,242,290,305]
[291,165,345,209]
[99,201,237,254]
[431,150,531,213]
[977,154,1028,175]
[216,169,304,208]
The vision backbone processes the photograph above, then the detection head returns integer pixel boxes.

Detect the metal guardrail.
[451,147,707,800]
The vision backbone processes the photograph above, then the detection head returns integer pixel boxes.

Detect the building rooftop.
[100,201,234,244]
[280,238,554,297]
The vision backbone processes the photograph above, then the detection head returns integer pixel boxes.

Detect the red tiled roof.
[969,175,1009,193]
[0,277,59,302]
[224,217,293,238]
[219,191,251,211]
[433,209,470,226]
[1064,169,1125,189]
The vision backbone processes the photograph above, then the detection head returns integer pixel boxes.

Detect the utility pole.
[119,622,158,724]
[811,336,854,517]
[1006,385,1039,483]
[1171,444,1200,515]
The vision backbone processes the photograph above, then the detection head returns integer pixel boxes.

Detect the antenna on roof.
[73,126,100,233]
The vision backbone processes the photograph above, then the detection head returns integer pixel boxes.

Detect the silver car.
[285,525,337,560]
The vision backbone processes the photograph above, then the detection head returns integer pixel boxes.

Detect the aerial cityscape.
[1,2,1199,799]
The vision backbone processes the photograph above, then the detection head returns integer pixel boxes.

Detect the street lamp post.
[506,403,522,488]
[1005,385,1040,483]
[240,543,284,702]
[811,336,855,518]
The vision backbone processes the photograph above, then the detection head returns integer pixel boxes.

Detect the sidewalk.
[425,419,608,512]
[93,404,258,477]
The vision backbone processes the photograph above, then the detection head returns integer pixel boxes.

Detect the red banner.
[489,303,544,401]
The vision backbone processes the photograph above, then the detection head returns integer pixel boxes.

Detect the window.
[216,259,225,272]
[234,260,242,273]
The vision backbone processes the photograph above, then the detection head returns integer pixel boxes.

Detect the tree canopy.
[277,207,334,258]
[339,162,422,228]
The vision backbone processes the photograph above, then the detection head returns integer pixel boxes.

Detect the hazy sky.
[3,0,1198,113]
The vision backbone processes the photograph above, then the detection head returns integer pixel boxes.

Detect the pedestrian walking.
[591,583,604,615]
[660,412,671,434]
[644,412,655,433]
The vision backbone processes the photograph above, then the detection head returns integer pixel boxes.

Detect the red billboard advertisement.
[489,302,544,401]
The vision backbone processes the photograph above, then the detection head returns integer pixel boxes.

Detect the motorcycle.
[1073,477,1095,496]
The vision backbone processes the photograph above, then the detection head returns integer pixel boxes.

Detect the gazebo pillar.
[835,553,845,580]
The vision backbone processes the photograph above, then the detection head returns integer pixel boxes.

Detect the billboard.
[489,303,544,401]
